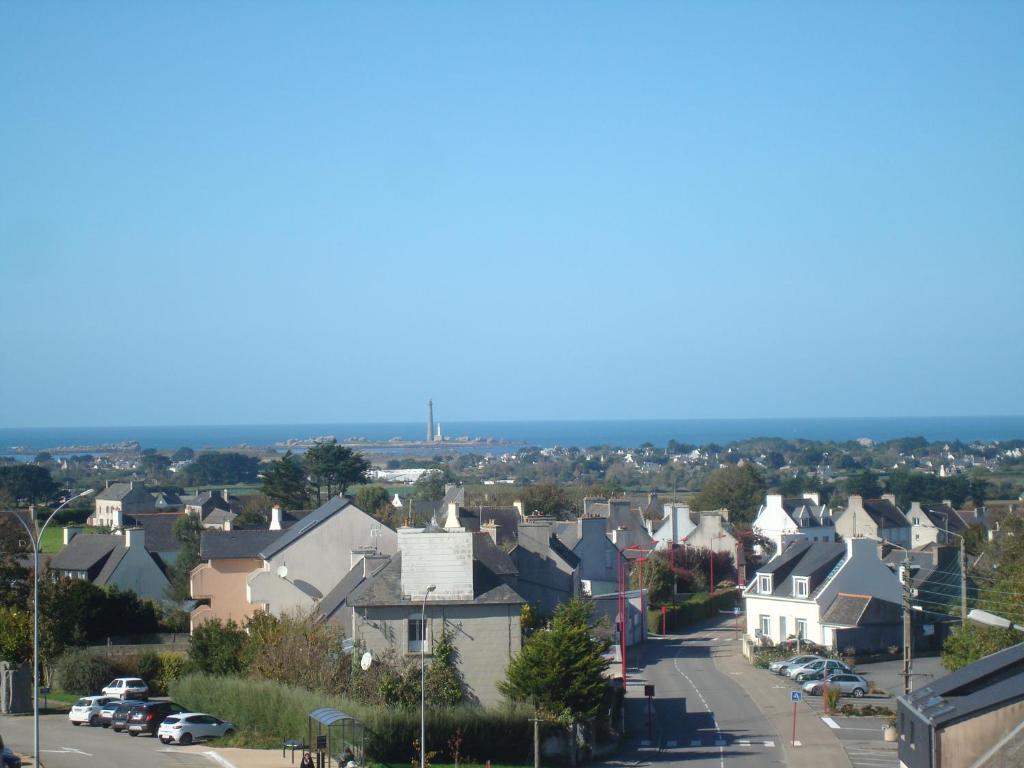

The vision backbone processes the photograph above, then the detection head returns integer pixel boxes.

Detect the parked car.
[101,678,149,700]
[127,701,186,737]
[158,713,236,745]
[790,659,853,682]
[68,695,119,726]
[99,700,137,729]
[802,672,870,698]
[2,747,21,768]
[769,654,823,674]
[110,700,142,732]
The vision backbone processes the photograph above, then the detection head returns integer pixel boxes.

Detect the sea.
[1,416,1023,456]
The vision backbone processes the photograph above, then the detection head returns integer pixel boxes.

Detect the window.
[795,619,807,639]
[408,612,427,653]
[779,617,787,641]
[794,577,809,598]
[759,615,771,637]
[758,574,772,594]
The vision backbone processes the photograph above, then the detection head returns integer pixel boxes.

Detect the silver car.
[802,672,870,698]
[788,658,852,681]
[769,654,822,675]
[157,713,236,745]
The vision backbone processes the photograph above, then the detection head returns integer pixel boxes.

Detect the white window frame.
[795,618,807,639]
[407,611,428,654]
[758,574,772,594]
[759,615,771,637]
[793,577,809,598]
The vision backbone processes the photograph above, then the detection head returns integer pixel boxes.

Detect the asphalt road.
[611,630,786,768]
[0,711,215,768]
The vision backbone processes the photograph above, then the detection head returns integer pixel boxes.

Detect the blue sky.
[1,2,1021,427]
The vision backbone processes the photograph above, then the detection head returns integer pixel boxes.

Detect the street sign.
[733,607,741,615]
[644,684,655,697]
[791,691,802,702]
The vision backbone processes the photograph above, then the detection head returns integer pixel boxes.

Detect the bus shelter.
[307,707,365,768]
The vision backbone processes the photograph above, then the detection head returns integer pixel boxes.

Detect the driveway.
[0,712,216,768]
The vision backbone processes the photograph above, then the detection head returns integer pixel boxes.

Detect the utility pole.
[902,554,913,695]
[960,535,967,619]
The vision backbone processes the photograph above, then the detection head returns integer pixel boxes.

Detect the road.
[609,627,786,768]
[0,711,215,768]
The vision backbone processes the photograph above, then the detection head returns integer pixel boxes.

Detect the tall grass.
[170,674,536,762]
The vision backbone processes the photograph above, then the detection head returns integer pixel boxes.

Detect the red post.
[709,540,715,595]
[661,605,667,635]
[619,554,627,685]
[791,701,798,746]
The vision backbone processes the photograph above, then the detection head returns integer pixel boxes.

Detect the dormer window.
[758,574,772,594]
[793,577,809,598]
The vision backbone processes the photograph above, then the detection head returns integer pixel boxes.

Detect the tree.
[171,447,195,462]
[500,598,609,738]
[690,464,766,525]
[188,619,247,675]
[34,452,53,464]
[631,554,674,605]
[424,625,465,707]
[260,451,310,509]
[167,514,203,602]
[234,494,272,528]
[243,611,350,694]
[304,440,370,503]
[0,465,58,504]
[180,452,260,485]
[353,485,392,518]
[941,624,1021,672]
[139,453,172,478]
[0,605,31,663]
[520,483,571,519]
[842,469,882,500]
[413,470,447,502]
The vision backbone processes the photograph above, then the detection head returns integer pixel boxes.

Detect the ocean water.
[1,416,1023,453]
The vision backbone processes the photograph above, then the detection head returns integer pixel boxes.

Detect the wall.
[743,594,825,645]
[190,557,264,629]
[514,520,578,616]
[574,517,621,586]
[938,699,1024,768]
[105,540,170,603]
[399,529,473,601]
[352,602,521,707]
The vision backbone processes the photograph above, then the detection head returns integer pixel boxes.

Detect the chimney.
[111,507,124,530]
[882,493,898,507]
[481,520,500,545]
[802,492,821,505]
[444,502,463,531]
[942,499,953,508]
[223,519,232,531]
[222,489,230,502]
[63,526,81,546]
[269,505,283,531]
[363,553,388,577]
[124,527,145,549]
[513,500,524,519]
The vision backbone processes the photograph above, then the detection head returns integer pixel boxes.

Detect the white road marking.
[729,672,743,675]
[690,739,702,747]
[764,740,776,747]
[793,740,803,746]
[203,751,240,768]
[737,739,751,746]
[822,716,841,729]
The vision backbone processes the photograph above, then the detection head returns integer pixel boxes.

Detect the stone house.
[833,494,912,549]
[50,527,169,603]
[751,493,835,555]
[90,481,156,527]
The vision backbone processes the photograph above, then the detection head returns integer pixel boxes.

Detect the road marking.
[729,671,743,675]
[737,739,751,746]
[764,740,776,747]
[822,716,841,729]
[42,747,94,757]
[666,740,677,747]
[690,739,702,747]
[793,740,802,746]
[204,751,240,768]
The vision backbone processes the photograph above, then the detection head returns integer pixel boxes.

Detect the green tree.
[167,514,203,602]
[139,453,172,478]
[260,451,310,509]
[941,624,1021,672]
[188,618,247,675]
[424,625,464,707]
[690,464,766,524]
[413,470,447,502]
[520,483,571,519]
[353,485,392,517]
[0,605,31,663]
[180,452,260,485]
[0,465,58,504]
[843,469,882,499]
[233,494,272,528]
[304,440,371,503]
[631,553,674,605]
[500,598,609,730]
[171,447,195,462]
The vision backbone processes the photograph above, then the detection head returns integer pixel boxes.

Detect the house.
[552,515,627,596]
[182,489,240,528]
[897,641,1024,768]
[190,495,397,629]
[337,522,526,706]
[507,517,580,616]
[152,491,183,511]
[751,493,835,555]
[883,544,965,615]
[742,537,902,648]
[649,503,697,551]
[90,481,156,527]
[578,497,654,551]
[906,501,968,547]
[50,527,170,603]
[683,510,745,584]
[834,494,912,549]
[474,504,523,546]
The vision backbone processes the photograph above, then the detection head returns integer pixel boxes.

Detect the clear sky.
[1,2,1022,427]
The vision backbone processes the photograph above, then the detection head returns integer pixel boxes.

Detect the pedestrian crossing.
[645,737,777,749]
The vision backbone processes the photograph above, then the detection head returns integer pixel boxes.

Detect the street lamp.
[4,488,95,765]
[420,584,436,768]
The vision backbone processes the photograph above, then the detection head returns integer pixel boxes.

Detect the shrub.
[54,649,114,695]
[154,653,189,695]
[824,686,841,712]
[136,651,161,688]
[169,674,535,762]
[646,589,738,634]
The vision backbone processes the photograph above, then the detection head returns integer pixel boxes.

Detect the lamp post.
[4,488,95,765]
[420,584,436,768]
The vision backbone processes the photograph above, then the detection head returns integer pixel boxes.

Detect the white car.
[101,677,149,700]
[68,695,119,726]
[157,713,236,745]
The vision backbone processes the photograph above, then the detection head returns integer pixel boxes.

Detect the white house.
[649,503,698,551]
[742,537,901,648]
[751,493,834,556]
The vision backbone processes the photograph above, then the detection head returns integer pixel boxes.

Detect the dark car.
[111,700,144,733]
[127,701,186,737]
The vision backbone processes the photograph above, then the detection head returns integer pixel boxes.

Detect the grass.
[39,525,104,553]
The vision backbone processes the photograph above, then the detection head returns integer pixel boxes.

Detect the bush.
[646,589,739,634]
[54,649,114,695]
[169,674,535,762]
[137,651,161,688]
[154,653,189,695]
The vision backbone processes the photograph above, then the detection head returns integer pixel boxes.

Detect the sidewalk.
[709,625,853,768]
[178,745,311,768]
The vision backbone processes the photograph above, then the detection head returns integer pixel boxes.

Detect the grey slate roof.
[51,534,124,572]
[317,558,389,621]
[782,498,832,528]
[259,495,351,559]
[901,641,1024,728]
[820,593,902,627]
[754,541,846,598]
[123,512,184,553]
[96,482,142,501]
[200,529,282,560]
[862,498,910,529]
[203,507,238,527]
[476,506,520,545]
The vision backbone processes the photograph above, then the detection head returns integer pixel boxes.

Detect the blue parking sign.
[791,691,802,702]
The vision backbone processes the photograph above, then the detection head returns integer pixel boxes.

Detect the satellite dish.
[277,564,289,579]
[360,652,373,671]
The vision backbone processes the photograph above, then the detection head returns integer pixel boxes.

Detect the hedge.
[54,649,114,695]
[169,674,536,763]
[646,589,739,634]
